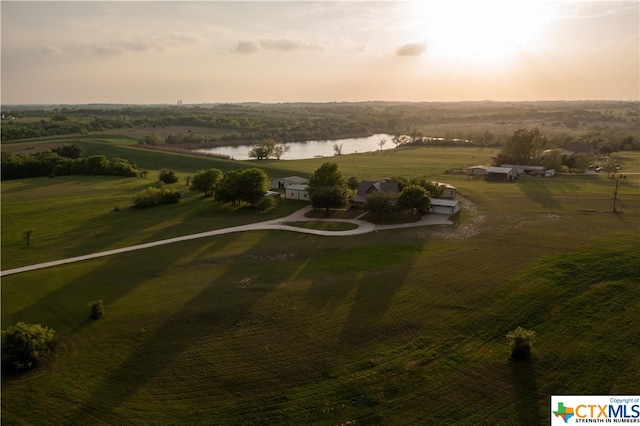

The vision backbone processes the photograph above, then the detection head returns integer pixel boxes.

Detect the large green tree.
[308,162,348,214]
[248,139,290,160]
[397,184,430,213]
[190,168,223,196]
[363,191,397,219]
[216,168,268,206]
[496,128,546,166]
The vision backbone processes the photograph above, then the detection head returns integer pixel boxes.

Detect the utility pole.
[613,177,619,213]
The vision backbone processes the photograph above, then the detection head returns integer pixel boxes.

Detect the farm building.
[285,184,309,201]
[501,164,545,176]
[352,180,400,207]
[271,176,309,190]
[432,182,457,198]
[467,165,490,176]
[486,166,516,181]
[429,199,461,216]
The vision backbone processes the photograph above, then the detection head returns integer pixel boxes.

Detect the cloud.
[86,32,204,56]
[396,42,428,57]
[234,40,259,54]
[232,38,323,54]
[260,38,323,52]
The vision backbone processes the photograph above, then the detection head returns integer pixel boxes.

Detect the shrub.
[88,299,104,320]
[257,195,278,212]
[132,187,181,208]
[159,168,178,184]
[2,322,55,372]
[506,326,536,360]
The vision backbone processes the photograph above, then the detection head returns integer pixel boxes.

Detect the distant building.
[500,164,545,176]
[486,166,516,181]
[285,184,309,201]
[467,165,490,176]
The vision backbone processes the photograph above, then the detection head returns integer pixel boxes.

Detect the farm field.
[1,140,639,425]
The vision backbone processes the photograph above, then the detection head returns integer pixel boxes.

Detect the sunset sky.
[1,1,638,104]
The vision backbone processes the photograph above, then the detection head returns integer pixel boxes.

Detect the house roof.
[468,165,490,170]
[431,198,460,207]
[488,166,514,174]
[432,181,457,190]
[501,164,545,171]
[286,184,308,191]
[276,176,308,184]
[353,180,399,203]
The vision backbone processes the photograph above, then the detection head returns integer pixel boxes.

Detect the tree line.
[1,145,141,180]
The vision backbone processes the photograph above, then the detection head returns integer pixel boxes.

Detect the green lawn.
[2,140,639,425]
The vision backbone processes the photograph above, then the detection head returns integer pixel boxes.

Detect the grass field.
[2,137,639,425]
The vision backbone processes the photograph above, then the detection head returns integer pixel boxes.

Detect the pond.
[193,133,395,160]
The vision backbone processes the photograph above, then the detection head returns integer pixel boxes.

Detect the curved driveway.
[0,206,452,277]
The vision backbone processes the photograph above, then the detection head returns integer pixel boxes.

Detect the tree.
[159,168,178,184]
[273,144,291,160]
[236,168,269,206]
[2,322,55,372]
[308,162,348,214]
[51,144,82,159]
[248,139,276,160]
[190,168,223,196]
[499,128,546,165]
[22,229,34,248]
[347,176,360,195]
[397,184,430,213]
[216,168,268,206]
[506,326,536,360]
[216,170,242,205]
[363,191,397,219]
[541,149,563,172]
[378,136,387,150]
[333,143,343,155]
[310,185,348,215]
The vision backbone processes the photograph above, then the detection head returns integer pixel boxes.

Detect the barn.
[467,165,490,176]
[285,184,309,201]
[271,176,309,190]
[429,199,461,216]
[486,166,516,181]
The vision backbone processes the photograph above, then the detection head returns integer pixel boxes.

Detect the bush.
[88,299,104,320]
[2,322,55,372]
[159,168,178,184]
[257,195,278,212]
[506,326,536,360]
[132,187,181,208]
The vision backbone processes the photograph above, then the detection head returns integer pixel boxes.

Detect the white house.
[432,182,457,199]
[429,199,461,215]
[285,184,309,201]
[271,176,309,190]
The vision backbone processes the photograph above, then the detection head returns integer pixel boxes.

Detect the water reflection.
[193,134,394,160]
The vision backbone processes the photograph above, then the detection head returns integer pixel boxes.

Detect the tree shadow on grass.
[61,230,304,424]
[509,358,542,425]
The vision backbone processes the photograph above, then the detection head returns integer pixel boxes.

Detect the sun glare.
[407,1,553,63]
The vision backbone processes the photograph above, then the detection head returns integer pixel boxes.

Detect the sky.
[1,1,638,104]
